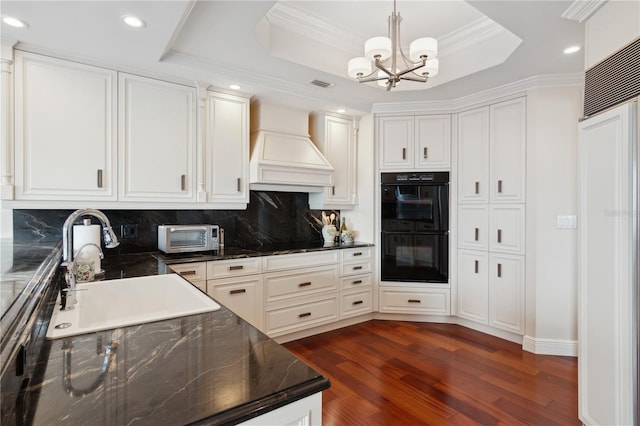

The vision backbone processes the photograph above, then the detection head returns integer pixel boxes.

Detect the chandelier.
[347,0,439,91]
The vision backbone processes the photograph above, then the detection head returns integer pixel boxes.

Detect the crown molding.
[561,0,607,23]
[371,72,584,114]
[439,17,517,56]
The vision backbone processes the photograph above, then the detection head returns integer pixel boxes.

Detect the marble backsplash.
[13,191,339,253]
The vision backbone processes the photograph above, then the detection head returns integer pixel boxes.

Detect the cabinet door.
[490,98,526,203]
[208,276,263,330]
[119,73,196,201]
[489,253,524,334]
[489,204,525,255]
[458,205,489,251]
[415,115,451,170]
[206,92,249,205]
[14,52,117,200]
[457,250,489,324]
[309,114,356,209]
[457,107,490,203]
[379,116,413,170]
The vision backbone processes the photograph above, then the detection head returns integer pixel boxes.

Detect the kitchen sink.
[46,274,220,339]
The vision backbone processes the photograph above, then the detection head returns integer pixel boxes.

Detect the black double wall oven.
[381,172,449,283]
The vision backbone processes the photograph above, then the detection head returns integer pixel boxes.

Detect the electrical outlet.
[121,224,138,239]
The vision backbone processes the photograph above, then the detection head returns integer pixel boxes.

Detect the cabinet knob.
[475,260,479,274]
[498,180,503,193]
[352,280,363,285]
[229,265,244,271]
[179,270,197,276]
[237,178,241,192]
[475,181,479,194]
[408,299,421,304]
[299,312,312,318]
[402,147,406,160]
[497,263,502,278]
[181,174,186,191]
[353,266,363,271]
[497,229,502,243]
[474,227,479,241]
[298,281,312,287]
[352,300,364,306]
[332,186,335,196]
[229,288,246,295]
[97,169,103,188]
[353,252,363,257]
[423,147,428,159]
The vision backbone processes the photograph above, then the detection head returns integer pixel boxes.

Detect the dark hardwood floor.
[284,320,579,425]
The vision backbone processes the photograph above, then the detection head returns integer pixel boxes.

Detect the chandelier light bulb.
[409,37,438,61]
[416,58,439,77]
[365,37,392,61]
[348,57,372,79]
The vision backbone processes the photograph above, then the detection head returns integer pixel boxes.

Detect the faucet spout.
[62,209,120,265]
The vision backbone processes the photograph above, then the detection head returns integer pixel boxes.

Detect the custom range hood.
[249,102,334,192]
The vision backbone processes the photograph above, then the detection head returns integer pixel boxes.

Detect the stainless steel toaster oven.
[158,225,220,253]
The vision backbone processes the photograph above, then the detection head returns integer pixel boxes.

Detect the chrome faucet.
[61,209,120,310]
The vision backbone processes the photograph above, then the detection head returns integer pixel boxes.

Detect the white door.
[489,204,526,255]
[578,101,636,426]
[323,115,354,205]
[14,52,117,200]
[457,250,489,324]
[458,107,489,203]
[458,205,489,251]
[379,116,413,170]
[119,73,196,201]
[490,98,526,203]
[489,253,524,334]
[206,92,249,204]
[415,115,451,170]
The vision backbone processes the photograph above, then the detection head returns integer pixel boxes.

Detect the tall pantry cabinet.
[457,97,526,335]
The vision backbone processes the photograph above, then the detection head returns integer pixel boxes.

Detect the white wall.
[0,206,12,238]
[585,0,640,68]
[525,85,583,353]
[345,114,374,243]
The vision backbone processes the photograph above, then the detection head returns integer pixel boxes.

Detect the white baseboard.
[522,335,578,356]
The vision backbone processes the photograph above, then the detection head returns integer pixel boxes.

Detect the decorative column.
[351,115,359,205]
[195,82,209,202]
[0,39,16,200]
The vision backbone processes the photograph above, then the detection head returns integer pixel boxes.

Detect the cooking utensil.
[330,213,336,226]
[322,211,328,225]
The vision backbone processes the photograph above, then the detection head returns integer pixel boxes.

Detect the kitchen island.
[1,239,374,425]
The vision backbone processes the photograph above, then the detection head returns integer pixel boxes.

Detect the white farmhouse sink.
[46,274,220,339]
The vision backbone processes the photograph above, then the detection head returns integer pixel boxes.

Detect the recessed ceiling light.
[564,45,581,55]
[336,108,346,114]
[2,16,28,28]
[122,15,145,28]
[229,84,241,90]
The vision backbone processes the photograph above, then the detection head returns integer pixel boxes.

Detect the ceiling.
[0,0,585,115]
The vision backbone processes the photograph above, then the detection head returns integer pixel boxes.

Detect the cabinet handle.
[298,282,312,287]
[353,266,363,271]
[229,265,244,271]
[352,300,364,306]
[474,227,479,241]
[475,181,479,194]
[497,263,502,278]
[497,229,502,243]
[181,174,186,191]
[299,312,312,318]
[475,260,479,274]
[498,180,503,193]
[97,169,103,188]
[408,299,421,304]
[402,148,406,160]
[352,280,363,285]
[237,178,241,192]
[332,186,335,196]
[353,252,363,257]
[229,289,246,295]
[179,270,197,276]
[423,147,428,159]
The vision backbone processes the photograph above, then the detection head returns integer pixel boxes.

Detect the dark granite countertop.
[2,239,376,425]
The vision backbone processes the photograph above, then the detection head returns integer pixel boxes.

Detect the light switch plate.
[557,215,577,229]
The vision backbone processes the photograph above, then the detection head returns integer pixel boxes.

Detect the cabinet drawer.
[265,265,339,303]
[207,258,261,279]
[265,296,339,337]
[341,247,372,262]
[341,289,373,319]
[379,288,450,315]
[207,276,263,330]
[263,251,338,272]
[340,261,372,277]
[169,262,207,282]
[341,274,372,291]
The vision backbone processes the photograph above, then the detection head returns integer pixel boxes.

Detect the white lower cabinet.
[379,287,450,315]
[237,392,322,426]
[207,275,263,330]
[457,249,525,334]
[265,295,340,337]
[169,262,207,293]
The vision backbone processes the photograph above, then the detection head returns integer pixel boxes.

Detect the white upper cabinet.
[379,115,451,171]
[489,98,526,203]
[458,98,526,204]
[205,91,249,206]
[119,73,196,202]
[14,52,117,201]
[457,107,490,203]
[309,113,356,209]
